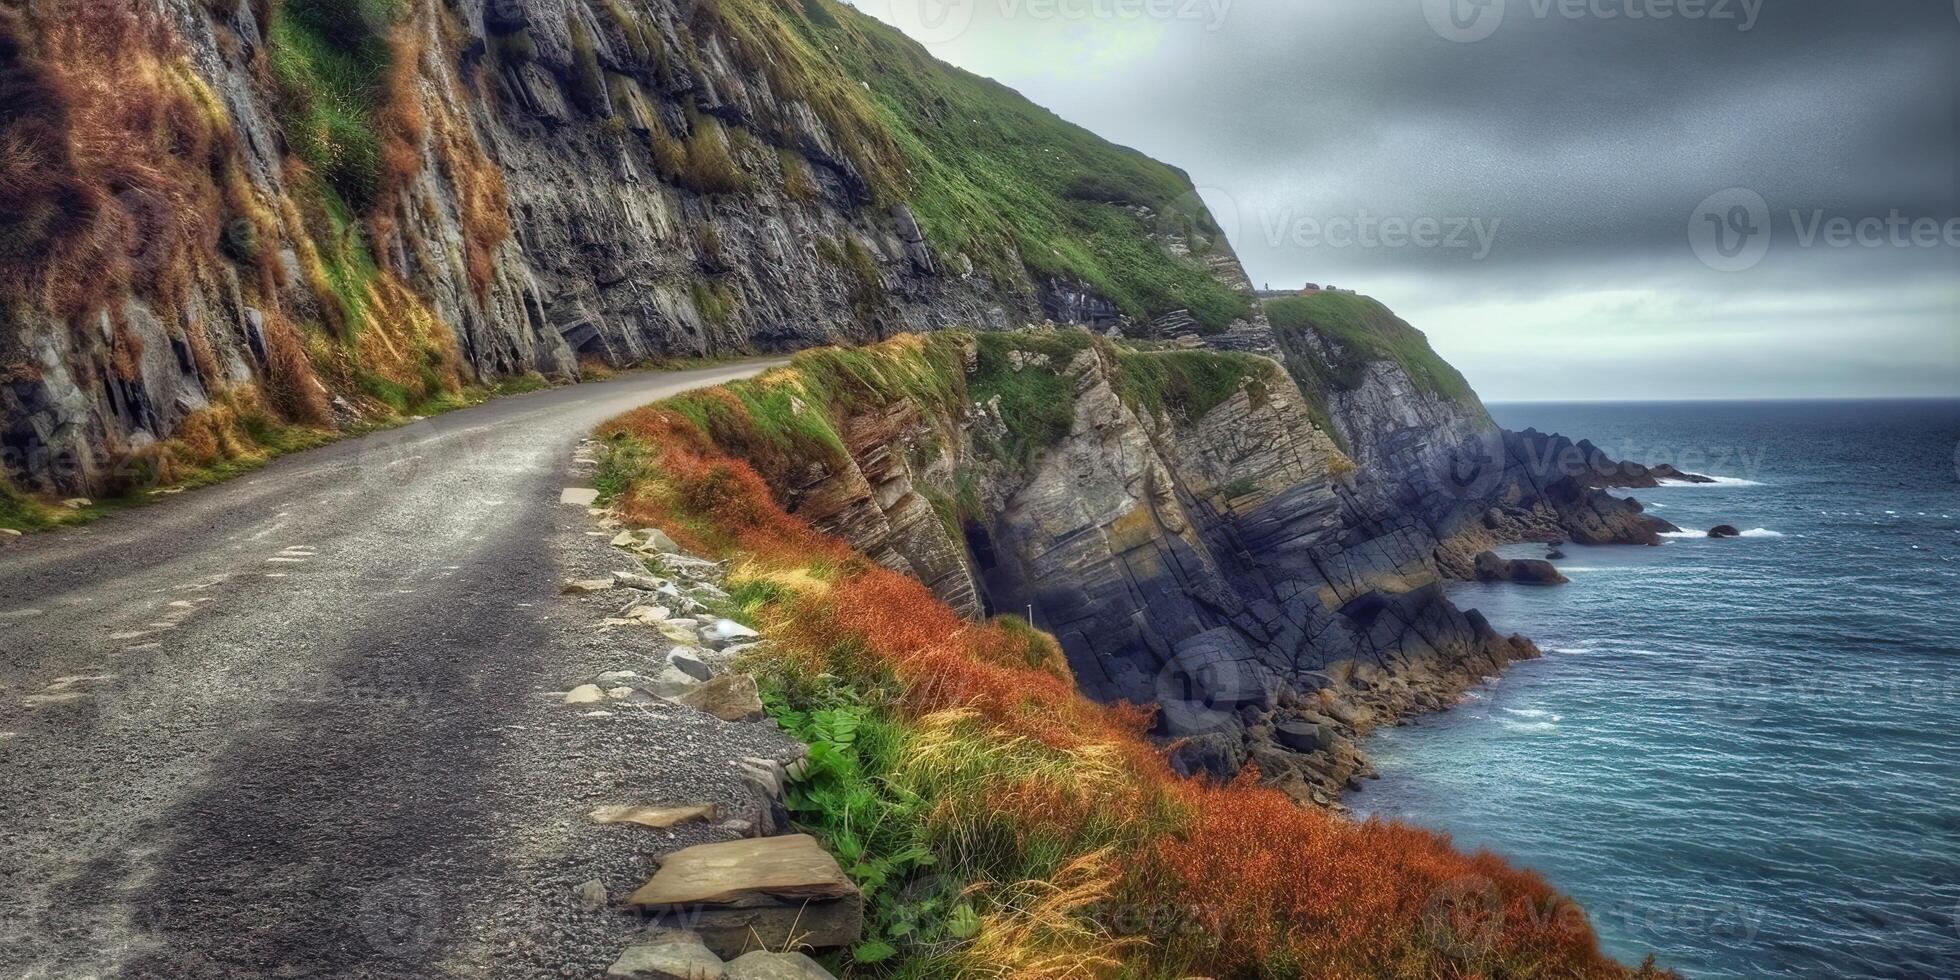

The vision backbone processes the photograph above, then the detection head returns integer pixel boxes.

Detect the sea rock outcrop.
[1473,551,1570,586]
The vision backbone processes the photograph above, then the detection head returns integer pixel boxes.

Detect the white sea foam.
[1659,527,1784,539]
[1502,707,1562,721]
[1498,719,1558,733]
[1548,646,1594,655]
[1659,476,1764,487]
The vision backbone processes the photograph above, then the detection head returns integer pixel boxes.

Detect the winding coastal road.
[0,362,790,979]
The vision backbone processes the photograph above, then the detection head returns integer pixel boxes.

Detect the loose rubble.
[624,834,862,959]
[554,499,847,978]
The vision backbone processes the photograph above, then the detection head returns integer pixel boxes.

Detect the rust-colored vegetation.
[0,3,229,320]
[596,337,1676,978]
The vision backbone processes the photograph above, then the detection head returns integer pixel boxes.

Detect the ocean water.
[1351,400,1960,978]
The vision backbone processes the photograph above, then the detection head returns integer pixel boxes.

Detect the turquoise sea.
[1353,399,1960,978]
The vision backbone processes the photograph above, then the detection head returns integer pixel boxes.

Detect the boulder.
[642,528,683,554]
[626,835,862,958]
[1546,549,1567,560]
[617,571,665,591]
[1472,551,1569,586]
[0,528,22,546]
[1708,525,1741,538]
[725,952,835,980]
[607,929,727,979]
[648,666,705,698]
[676,674,766,722]
[1274,718,1337,754]
[560,487,600,506]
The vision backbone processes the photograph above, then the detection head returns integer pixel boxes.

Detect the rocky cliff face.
[1,0,1254,500]
[734,335,1530,803]
[737,315,1684,804]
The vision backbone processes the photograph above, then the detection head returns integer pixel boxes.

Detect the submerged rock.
[1709,525,1742,538]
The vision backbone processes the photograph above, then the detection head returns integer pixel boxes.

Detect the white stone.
[561,487,600,506]
[627,605,671,623]
[699,620,760,649]
[563,577,617,595]
[564,684,607,704]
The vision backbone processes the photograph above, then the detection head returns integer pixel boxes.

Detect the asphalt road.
[0,361,793,979]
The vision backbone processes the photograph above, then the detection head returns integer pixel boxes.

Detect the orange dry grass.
[0,3,229,320]
[428,12,509,297]
[602,347,1662,979]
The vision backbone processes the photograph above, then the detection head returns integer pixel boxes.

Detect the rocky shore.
[660,331,1714,808]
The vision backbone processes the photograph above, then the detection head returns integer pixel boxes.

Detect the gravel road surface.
[0,362,798,979]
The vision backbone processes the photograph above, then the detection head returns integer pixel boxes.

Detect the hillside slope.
[595,335,1674,976]
[0,0,1254,504]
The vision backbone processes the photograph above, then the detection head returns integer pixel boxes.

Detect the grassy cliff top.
[723,0,1254,331]
[1265,291,1489,417]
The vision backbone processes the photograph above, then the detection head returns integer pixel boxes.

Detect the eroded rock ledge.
[728,330,1685,805]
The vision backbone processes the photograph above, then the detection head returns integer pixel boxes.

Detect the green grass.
[267,0,404,211]
[703,0,1254,332]
[1108,347,1277,427]
[1265,293,1484,408]
[965,331,1095,469]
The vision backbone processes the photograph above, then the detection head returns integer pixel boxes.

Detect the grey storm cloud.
[850,0,1957,397]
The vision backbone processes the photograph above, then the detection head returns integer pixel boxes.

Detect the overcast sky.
[844,0,1958,400]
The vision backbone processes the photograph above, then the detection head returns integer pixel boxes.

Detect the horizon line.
[1483,394,1960,404]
